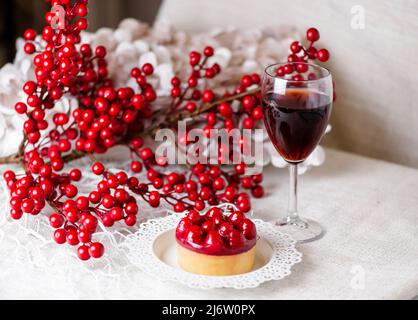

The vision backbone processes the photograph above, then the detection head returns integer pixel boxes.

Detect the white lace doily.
[122,214,302,289]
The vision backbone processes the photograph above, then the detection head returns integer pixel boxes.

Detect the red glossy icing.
[175,207,257,256]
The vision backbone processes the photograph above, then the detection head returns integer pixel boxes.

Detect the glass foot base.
[271,217,325,243]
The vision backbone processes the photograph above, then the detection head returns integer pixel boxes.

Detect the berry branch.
[1,0,332,261]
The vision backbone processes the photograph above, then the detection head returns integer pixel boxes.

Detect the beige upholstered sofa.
[157,0,418,169]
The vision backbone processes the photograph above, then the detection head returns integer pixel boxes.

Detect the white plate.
[124,214,302,289]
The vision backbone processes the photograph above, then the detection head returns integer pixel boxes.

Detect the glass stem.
[288,164,299,220]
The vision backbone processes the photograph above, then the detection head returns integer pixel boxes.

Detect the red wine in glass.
[263,88,332,163]
[262,62,333,243]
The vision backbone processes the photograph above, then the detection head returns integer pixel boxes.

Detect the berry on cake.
[175,206,257,276]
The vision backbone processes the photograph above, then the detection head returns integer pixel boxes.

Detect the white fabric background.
[0,149,417,300]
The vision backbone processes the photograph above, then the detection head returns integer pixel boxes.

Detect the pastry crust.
[177,244,256,276]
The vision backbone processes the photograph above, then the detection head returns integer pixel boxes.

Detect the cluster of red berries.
[72,62,156,154]
[276,27,330,79]
[170,48,221,112]
[176,207,257,253]
[3,0,331,261]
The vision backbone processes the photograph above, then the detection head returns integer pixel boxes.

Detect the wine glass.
[261,62,333,243]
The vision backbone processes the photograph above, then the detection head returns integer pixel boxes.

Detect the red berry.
[24,43,36,54]
[251,74,261,84]
[189,51,201,66]
[218,102,233,118]
[292,74,304,82]
[142,63,154,75]
[237,201,251,213]
[212,177,225,190]
[171,87,181,98]
[10,209,23,220]
[241,177,253,189]
[242,96,256,109]
[199,187,212,201]
[102,214,114,227]
[89,242,105,259]
[207,112,216,125]
[78,229,92,243]
[185,102,197,113]
[10,197,21,210]
[116,172,128,185]
[218,222,234,238]
[77,245,91,261]
[177,218,191,237]
[317,49,330,62]
[149,191,160,208]
[24,29,37,41]
[92,162,105,175]
[229,211,244,226]
[106,176,119,188]
[139,148,154,161]
[23,81,38,95]
[187,210,202,224]
[49,213,64,228]
[204,207,221,219]
[205,68,216,79]
[202,90,214,103]
[65,184,78,198]
[125,214,137,227]
[89,191,101,204]
[194,200,205,211]
[306,28,320,42]
[69,169,82,182]
[21,198,34,213]
[241,75,253,87]
[252,185,264,198]
[205,230,224,250]
[234,163,246,175]
[3,170,16,181]
[201,220,215,233]
[252,106,263,120]
[283,64,294,74]
[174,201,186,213]
[243,117,254,129]
[131,161,143,173]
[290,41,302,53]
[110,207,124,221]
[241,219,257,240]
[125,202,138,215]
[276,67,285,77]
[15,102,27,114]
[224,186,236,201]
[296,63,309,73]
[95,46,107,58]
[185,180,197,192]
[203,46,214,57]
[198,173,210,186]
[188,77,198,88]
[54,229,67,244]
[102,194,115,209]
[186,225,202,244]
[306,47,318,59]
[228,229,245,248]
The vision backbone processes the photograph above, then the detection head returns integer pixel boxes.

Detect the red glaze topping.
[176,207,257,256]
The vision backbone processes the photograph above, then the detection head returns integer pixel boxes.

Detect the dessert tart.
[175,207,257,276]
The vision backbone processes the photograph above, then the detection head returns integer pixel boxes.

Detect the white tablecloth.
[0,148,417,299]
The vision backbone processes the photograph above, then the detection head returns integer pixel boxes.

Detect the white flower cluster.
[0,19,327,172]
